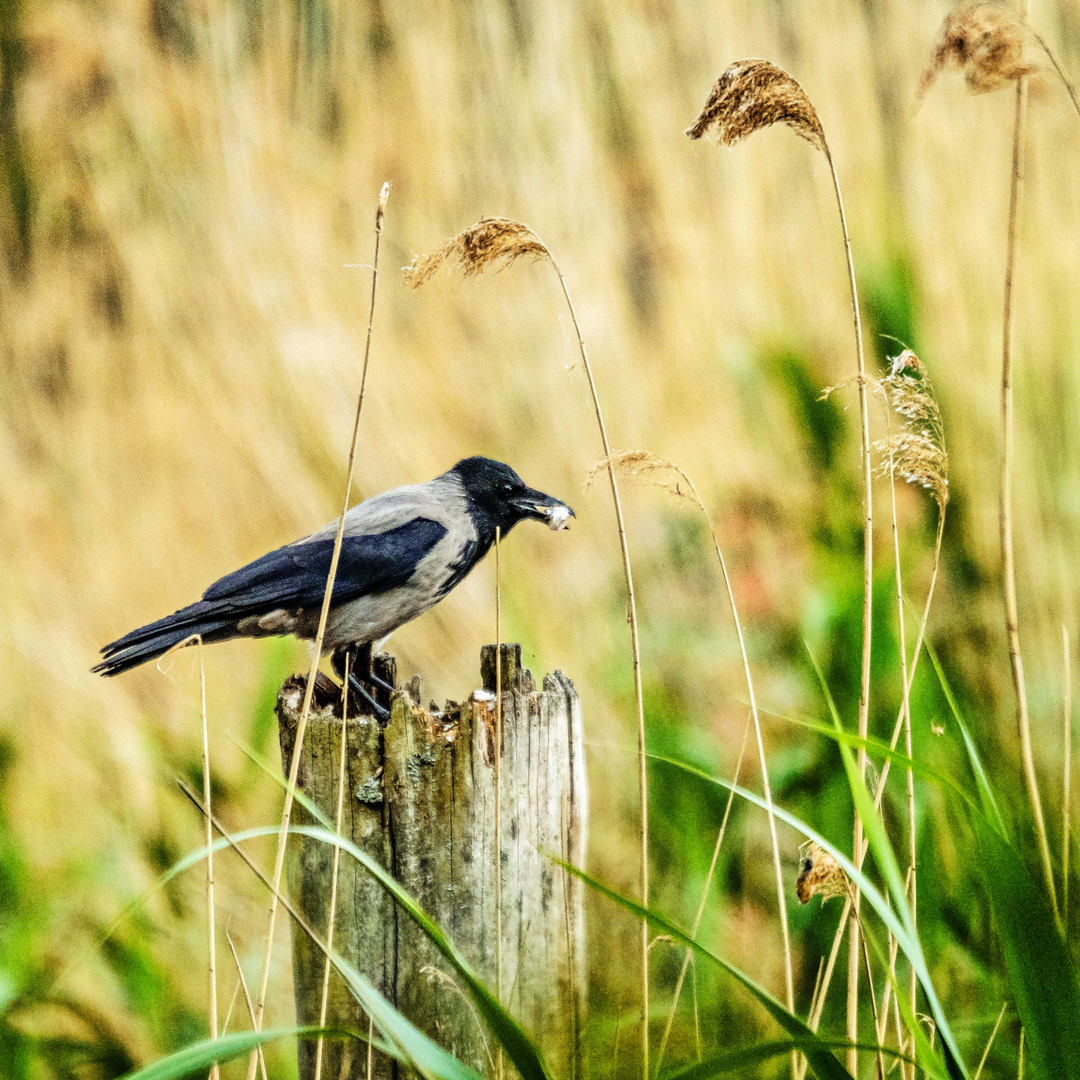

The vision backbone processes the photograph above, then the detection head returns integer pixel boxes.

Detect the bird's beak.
[514,488,576,531]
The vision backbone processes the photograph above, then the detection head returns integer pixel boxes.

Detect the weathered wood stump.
[277,644,588,1079]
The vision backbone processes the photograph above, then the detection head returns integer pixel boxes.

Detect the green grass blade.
[553,859,854,1080]
[645,749,962,1078]
[805,650,968,1078]
[775,713,980,814]
[971,814,1080,1080]
[659,1038,919,1080]
[922,638,1006,835]
[121,1027,325,1080]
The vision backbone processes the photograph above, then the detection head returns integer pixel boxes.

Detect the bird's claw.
[348,673,390,721]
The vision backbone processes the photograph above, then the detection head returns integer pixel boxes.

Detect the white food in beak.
[546,504,572,531]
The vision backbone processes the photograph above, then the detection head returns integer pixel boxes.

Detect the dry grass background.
[2,0,1080,1070]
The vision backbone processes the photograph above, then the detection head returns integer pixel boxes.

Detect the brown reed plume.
[407,220,652,1078]
[688,60,873,1073]
[918,5,1037,98]
[917,4,1080,118]
[919,1,1060,920]
[586,451,793,1077]
[796,842,848,906]
[247,183,390,1079]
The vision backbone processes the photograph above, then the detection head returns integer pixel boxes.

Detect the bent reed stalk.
[247,183,390,1078]
[918,0,1068,924]
[406,217,650,1077]
[686,61,872,1071]
[587,450,793,1077]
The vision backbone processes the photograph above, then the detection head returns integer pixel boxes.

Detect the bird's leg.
[350,643,396,701]
[331,645,389,721]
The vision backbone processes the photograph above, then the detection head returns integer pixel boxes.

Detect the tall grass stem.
[313,655,352,1080]
[823,144,874,1080]
[495,526,504,1080]
[198,639,220,1080]
[549,261,649,1079]
[999,53,1058,917]
[1064,624,1072,922]
[247,183,389,1077]
[655,713,751,1074]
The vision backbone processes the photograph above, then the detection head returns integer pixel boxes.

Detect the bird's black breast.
[202,517,449,613]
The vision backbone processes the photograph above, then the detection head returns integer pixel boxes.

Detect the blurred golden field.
[2,0,1080,1074]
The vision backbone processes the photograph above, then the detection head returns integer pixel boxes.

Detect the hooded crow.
[95,457,573,712]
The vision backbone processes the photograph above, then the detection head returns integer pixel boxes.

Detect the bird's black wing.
[202,516,449,611]
[94,517,448,675]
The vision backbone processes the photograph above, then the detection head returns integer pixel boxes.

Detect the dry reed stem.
[248,182,390,1077]
[313,654,352,1080]
[654,713,751,1074]
[1065,624,1072,923]
[407,218,650,1078]
[226,927,268,1080]
[973,1001,1008,1080]
[589,451,795,1072]
[689,60,875,1073]
[999,35,1059,919]
[198,639,220,1080]
[799,353,949,1079]
[495,527,504,1080]
[1022,24,1080,120]
[220,978,241,1038]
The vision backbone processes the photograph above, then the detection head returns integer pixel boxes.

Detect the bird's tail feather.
[94,601,236,676]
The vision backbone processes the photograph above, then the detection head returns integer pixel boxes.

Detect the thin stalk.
[858,926,885,1080]
[198,640,220,1080]
[973,1002,1008,1080]
[1065,624,1073,923]
[1018,1028,1025,1079]
[823,142,874,1080]
[1000,52,1058,916]
[495,527,504,1080]
[313,655,352,1080]
[220,979,241,1037]
[655,714,751,1074]
[549,258,649,1079]
[247,183,389,1077]
[884,405,919,1043]
[226,928,268,1080]
[1023,24,1080,120]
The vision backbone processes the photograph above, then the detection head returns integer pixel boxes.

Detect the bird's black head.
[450,457,575,545]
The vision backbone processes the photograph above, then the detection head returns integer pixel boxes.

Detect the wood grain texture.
[278,645,587,1079]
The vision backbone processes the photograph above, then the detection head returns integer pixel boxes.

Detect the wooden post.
[277,644,588,1079]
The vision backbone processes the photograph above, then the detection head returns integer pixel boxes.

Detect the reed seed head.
[585,450,703,509]
[796,841,848,905]
[918,5,1037,100]
[874,349,949,510]
[686,59,827,154]
[404,217,550,287]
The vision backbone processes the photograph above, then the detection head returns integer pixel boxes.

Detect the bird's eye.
[802,858,813,873]
[502,482,515,494]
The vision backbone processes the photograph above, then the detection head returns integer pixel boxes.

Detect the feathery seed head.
[585,450,702,509]
[404,217,550,287]
[796,841,848,905]
[918,5,1037,100]
[686,59,827,154]
[874,349,949,510]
